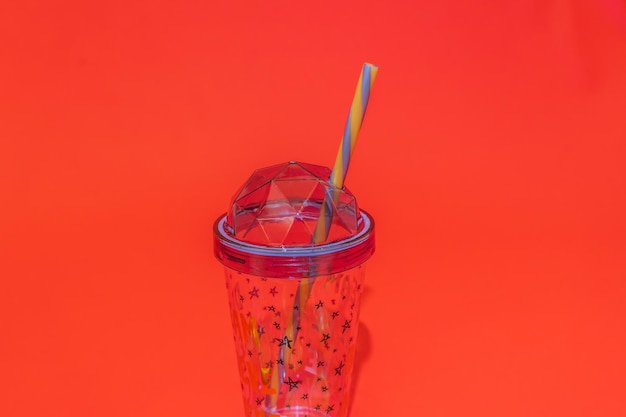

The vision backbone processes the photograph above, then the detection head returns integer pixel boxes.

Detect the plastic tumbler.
[213,161,375,417]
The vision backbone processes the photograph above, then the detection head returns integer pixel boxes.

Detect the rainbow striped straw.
[270,63,378,410]
[313,62,379,243]
[298,61,378,338]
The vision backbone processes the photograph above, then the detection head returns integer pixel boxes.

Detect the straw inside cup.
[273,62,378,410]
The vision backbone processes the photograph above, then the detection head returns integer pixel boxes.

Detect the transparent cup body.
[214,189,374,417]
[222,264,366,417]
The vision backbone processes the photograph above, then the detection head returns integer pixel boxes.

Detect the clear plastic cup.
[214,161,375,417]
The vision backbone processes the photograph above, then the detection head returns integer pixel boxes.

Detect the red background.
[1,1,625,416]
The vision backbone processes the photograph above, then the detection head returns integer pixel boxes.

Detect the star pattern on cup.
[227,270,366,416]
[276,336,293,349]
[341,319,351,334]
[284,377,301,391]
[334,361,344,375]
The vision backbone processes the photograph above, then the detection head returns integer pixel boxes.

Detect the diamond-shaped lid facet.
[225,161,361,246]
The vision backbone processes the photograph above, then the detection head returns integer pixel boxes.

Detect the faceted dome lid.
[224,161,361,246]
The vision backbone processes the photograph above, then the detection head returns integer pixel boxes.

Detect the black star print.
[321,385,328,392]
[294,305,299,310]
[246,278,251,283]
[265,361,273,368]
[350,303,355,309]
[302,393,308,400]
[261,277,268,282]
[315,300,324,309]
[247,350,253,357]
[258,326,265,336]
[316,377,322,382]
[255,398,263,406]
[276,336,293,349]
[317,361,324,367]
[326,404,334,414]
[249,287,259,299]
[273,321,280,329]
[296,325,302,331]
[276,358,284,365]
[305,342,311,347]
[297,360,303,365]
[331,299,336,305]
[331,311,339,319]
[267,305,276,312]
[283,377,301,391]
[334,361,345,375]
[269,287,278,296]
[321,333,330,343]
[342,319,351,334]
[342,295,346,300]
[314,404,321,411]
[239,295,244,302]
